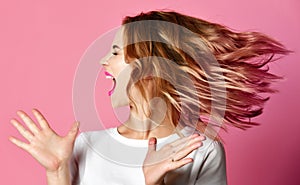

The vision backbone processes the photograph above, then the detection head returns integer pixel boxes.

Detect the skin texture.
[143,135,205,185]
[10,36,205,185]
[9,109,79,185]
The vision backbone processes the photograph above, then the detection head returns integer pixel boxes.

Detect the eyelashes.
[111,46,122,56]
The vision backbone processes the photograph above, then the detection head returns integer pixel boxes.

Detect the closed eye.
[112,44,121,55]
[111,44,122,56]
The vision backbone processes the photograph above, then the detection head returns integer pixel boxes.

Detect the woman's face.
[101,44,128,81]
[100,31,131,107]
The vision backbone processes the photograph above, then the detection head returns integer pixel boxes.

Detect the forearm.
[46,164,71,185]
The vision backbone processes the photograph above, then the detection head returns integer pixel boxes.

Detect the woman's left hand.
[143,133,205,185]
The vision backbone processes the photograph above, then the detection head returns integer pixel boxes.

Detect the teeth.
[106,76,113,79]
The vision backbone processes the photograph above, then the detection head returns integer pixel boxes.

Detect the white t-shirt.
[70,126,227,185]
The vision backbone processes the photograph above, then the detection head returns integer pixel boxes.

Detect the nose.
[100,58,108,66]
[99,53,112,66]
[100,56,109,66]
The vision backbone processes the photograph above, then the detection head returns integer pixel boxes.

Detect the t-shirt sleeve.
[195,141,227,185]
[69,133,86,185]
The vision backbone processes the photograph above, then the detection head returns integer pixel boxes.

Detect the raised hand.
[143,133,206,185]
[9,109,79,172]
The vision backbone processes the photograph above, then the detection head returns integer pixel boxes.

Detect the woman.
[9,10,290,185]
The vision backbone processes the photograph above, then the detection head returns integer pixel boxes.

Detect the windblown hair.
[121,10,290,141]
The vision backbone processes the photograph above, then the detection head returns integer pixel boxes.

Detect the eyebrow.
[112,45,120,49]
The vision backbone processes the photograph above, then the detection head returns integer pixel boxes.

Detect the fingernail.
[149,137,156,144]
[184,158,193,163]
[8,136,13,142]
[10,119,16,125]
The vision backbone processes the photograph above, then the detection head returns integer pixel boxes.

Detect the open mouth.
[105,71,116,96]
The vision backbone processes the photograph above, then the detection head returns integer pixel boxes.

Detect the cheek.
[114,59,128,76]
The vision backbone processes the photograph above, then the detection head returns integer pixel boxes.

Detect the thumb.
[67,121,80,140]
[147,137,157,153]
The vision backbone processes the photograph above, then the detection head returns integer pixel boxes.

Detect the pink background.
[1,0,299,184]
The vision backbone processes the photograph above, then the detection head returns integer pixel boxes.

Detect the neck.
[117,105,182,140]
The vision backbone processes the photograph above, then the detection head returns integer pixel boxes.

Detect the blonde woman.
[10,10,289,185]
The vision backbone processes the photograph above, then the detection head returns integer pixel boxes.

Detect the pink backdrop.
[1,0,299,184]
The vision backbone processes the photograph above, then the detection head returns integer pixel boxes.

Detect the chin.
[111,94,130,108]
[110,79,131,109]
[110,66,132,108]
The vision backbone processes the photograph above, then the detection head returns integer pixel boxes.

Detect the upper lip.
[105,71,114,78]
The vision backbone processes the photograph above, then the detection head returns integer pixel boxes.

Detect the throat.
[117,118,179,140]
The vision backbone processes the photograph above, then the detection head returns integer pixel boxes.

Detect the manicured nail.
[149,137,157,144]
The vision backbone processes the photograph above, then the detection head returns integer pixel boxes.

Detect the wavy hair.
[121,10,290,141]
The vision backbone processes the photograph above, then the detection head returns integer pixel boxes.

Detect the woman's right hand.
[143,133,206,185]
[9,109,79,173]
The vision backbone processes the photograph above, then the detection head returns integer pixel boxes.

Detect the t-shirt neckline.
[108,126,193,147]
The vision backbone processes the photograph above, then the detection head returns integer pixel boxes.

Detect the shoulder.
[183,127,225,156]
[191,133,227,184]
[193,131,226,163]
[202,138,225,156]
[194,133,226,175]
[181,127,226,162]
[202,140,226,167]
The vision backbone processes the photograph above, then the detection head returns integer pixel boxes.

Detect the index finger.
[170,133,205,148]
[16,110,40,134]
[32,109,50,130]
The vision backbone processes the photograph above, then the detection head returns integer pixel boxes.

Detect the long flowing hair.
[121,10,290,141]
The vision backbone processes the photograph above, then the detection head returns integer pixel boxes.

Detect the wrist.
[46,162,69,175]
[46,163,71,185]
